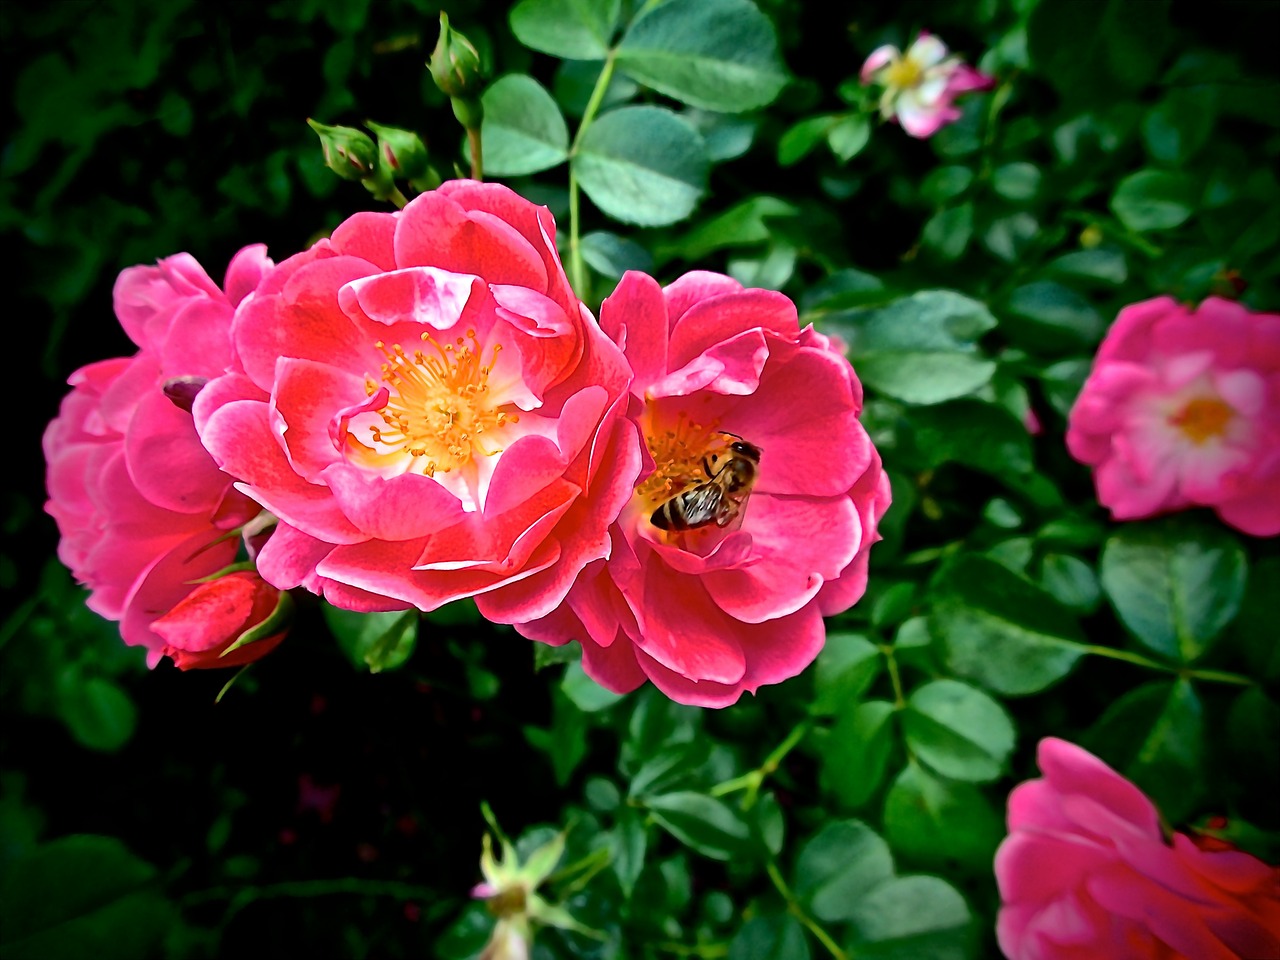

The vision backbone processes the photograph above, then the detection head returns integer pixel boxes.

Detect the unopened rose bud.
[306,118,378,181]
[365,121,430,181]
[429,13,487,99]
[151,571,291,669]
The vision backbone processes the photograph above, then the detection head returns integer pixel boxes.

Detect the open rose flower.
[996,737,1280,959]
[1067,296,1280,536]
[860,32,995,138]
[43,247,288,668]
[193,180,639,620]
[514,271,891,707]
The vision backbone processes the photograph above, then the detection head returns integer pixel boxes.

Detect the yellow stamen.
[1171,397,1233,444]
[362,329,517,475]
[636,412,729,506]
[885,55,923,89]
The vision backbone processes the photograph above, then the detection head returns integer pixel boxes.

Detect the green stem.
[566,50,618,299]
[709,719,811,806]
[388,185,410,209]
[880,643,906,708]
[1078,643,1254,686]
[657,942,730,958]
[766,861,847,960]
[467,125,484,181]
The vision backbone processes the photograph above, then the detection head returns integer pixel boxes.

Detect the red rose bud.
[429,13,487,100]
[151,571,291,669]
[306,119,378,181]
[365,121,430,181]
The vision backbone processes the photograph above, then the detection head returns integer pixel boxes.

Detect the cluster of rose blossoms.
[43,180,890,707]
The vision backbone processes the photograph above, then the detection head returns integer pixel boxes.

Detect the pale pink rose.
[194,181,639,620]
[995,737,1280,960]
[861,32,995,138]
[43,246,285,668]
[1066,296,1280,536]
[514,271,891,707]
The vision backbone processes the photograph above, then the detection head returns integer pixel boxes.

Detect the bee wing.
[680,484,727,527]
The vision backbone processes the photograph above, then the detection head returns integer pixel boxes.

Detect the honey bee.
[651,436,763,532]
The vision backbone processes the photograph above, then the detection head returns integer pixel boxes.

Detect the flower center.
[364,328,518,476]
[1170,396,1233,445]
[635,411,724,507]
[885,55,923,89]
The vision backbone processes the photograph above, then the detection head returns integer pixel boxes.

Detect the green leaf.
[902,679,1015,783]
[0,836,174,960]
[685,110,758,162]
[1143,88,1216,166]
[821,700,896,809]
[610,808,648,897]
[922,204,974,261]
[932,555,1085,695]
[883,763,1003,869]
[1004,281,1104,349]
[811,632,881,716]
[479,74,570,176]
[509,0,620,60]
[323,607,418,673]
[1038,552,1101,614]
[1040,357,1091,417]
[905,400,1033,477]
[827,114,870,162]
[562,659,627,712]
[793,820,895,923]
[1099,519,1247,663]
[920,166,974,205]
[573,105,709,226]
[616,0,788,113]
[1082,679,1204,822]
[662,195,799,261]
[580,230,654,279]
[824,291,997,406]
[982,213,1038,262]
[846,875,971,960]
[1232,557,1280,683]
[778,115,839,167]
[729,914,812,960]
[992,162,1041,201]
[645,792,756,861]
[1046,247,1128,286]
[1111,169,1197,232]
[55,672,136,753]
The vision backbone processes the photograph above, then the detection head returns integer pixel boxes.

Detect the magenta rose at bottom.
[995,737,1280,959]
[515,270,890,707]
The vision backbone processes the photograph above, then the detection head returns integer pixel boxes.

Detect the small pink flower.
[861,32,995,138]
[996,737,1280,959]
[1066,296,1280,536]
[150,570,287,669]
[514,271,891,707]
[43,246,279,667]
[194,181,639,620]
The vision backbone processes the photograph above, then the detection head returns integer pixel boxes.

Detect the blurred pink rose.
[1066,296,1280,536]
[995,737,1280,960]
[194,181,639,620]
[43,246,285,668]
[860,32,995,138]
[515,271,890,707]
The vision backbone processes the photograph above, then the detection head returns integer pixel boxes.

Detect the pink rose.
[514,271,891,707]
[150,570,288,669]
[1066,296,1280,536]
[860,32,995,138]
[995,737,1280,960]
[194,181,639,620]
[43,246,283,667]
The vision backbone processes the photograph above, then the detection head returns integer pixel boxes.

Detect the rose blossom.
[1066,296,1280,536]
[995,737,1280,959]
[194,180,639,620]
[860,32,995,138]
[514,271,891,707]
[43,246,287,668]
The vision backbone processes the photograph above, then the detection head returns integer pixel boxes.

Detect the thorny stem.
[567,49,619,300]
[766,861,848,960]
